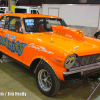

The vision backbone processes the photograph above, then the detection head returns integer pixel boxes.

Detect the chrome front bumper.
[63,62,100,75]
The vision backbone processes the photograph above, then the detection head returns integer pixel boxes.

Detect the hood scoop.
[52,26,84,41]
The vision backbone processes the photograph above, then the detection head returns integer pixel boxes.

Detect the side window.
[24,19,35,32]
[24,18,44,32]
[0,16,9,29]
[9,17,23,33]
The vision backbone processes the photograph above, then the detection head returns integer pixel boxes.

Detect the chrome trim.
[63,62,100,75]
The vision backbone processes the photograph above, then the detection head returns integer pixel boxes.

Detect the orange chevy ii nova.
[0,13,100,96]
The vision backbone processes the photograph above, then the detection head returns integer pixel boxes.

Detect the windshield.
[23,18,67,33]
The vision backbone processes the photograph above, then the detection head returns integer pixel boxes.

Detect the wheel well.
[30,58,46,73]
[94,31,100,38]
[30,58,41,73]
[30,58,62,80]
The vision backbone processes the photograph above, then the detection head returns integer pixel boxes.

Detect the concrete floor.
[0,62,100,100]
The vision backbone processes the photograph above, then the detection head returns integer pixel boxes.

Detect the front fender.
[30,55,67,81]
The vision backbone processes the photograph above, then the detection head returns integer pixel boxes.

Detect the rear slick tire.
[35,63,60,97]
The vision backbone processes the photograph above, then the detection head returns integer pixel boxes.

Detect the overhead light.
[79,0,87,3]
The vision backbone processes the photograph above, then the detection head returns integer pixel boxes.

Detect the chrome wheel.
[38,69,52,91]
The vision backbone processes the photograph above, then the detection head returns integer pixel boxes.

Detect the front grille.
[73,54,100,68]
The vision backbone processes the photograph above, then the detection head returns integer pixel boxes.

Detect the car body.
[0,13,100,96]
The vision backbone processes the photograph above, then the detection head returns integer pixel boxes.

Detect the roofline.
[1,13,61,19]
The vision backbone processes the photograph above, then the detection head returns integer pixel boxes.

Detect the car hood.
[26,26,100,57]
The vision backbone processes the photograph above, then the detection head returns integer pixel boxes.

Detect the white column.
[8,0,15,11]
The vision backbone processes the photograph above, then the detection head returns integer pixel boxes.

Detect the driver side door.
[0,16,26,63]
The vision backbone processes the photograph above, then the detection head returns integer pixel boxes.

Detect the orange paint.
[0,13,100,81]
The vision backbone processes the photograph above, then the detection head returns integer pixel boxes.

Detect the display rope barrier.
[87,82,100,100]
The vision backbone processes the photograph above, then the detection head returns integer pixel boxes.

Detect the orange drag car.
[0,13,100,96]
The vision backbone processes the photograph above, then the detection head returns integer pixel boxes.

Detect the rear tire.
[35,63,60,97]
[0,52,2,59]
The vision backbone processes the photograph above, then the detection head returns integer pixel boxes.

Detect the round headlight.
[64,54,76,69]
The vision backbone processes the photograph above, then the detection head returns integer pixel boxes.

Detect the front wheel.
[35,63,60,97]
